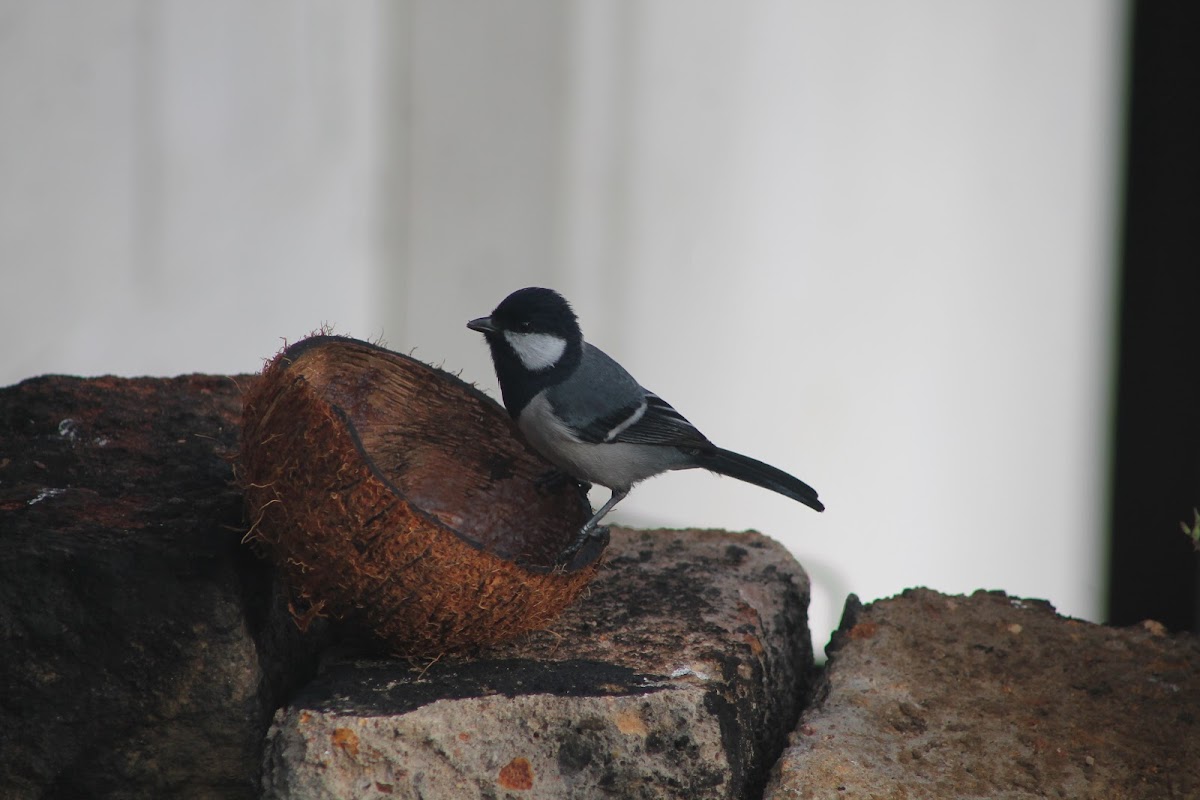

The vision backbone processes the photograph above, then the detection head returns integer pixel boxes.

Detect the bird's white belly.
[518,394,684,490]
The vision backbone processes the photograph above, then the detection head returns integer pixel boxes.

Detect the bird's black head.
[468,287,584,414]
[484,287,580,338]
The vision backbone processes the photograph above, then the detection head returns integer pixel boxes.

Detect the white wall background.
[0,1,1126,656]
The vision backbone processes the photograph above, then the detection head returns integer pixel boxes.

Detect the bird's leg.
[579,488,626,536]
[557,488,628,566]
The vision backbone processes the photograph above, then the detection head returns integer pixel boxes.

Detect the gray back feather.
[546,344,645,428]
[547,344,710,449]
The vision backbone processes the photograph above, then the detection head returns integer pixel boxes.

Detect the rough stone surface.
[1,373,813,799]
[0,375,322,799]
[261,527,814,800]
[765,588,1200,800]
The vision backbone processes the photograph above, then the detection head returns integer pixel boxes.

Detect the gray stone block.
[262,528,813,800]
[765,588,1200,799]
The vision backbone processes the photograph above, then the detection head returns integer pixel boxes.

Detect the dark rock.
[0,375,322,799]
[765,587,1200,799]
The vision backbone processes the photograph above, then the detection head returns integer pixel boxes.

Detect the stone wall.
[2,375,1196,799]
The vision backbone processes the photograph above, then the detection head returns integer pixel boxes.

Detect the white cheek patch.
[504,331,568,371]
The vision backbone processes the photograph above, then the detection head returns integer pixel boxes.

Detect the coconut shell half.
[240,335,605,656]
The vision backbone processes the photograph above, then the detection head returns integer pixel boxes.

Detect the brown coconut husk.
[239,335,604,657]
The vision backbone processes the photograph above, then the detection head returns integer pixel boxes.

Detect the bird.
[467,287,823,562]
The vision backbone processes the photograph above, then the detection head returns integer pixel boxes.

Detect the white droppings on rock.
[29,487,66,505]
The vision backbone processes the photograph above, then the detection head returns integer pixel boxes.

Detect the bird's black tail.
[694,447,824,512]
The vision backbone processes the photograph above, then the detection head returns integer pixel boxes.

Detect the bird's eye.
[516,321,533,333]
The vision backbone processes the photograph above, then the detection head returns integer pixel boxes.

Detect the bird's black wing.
[574,392,712,449]
[548,343,712,449]
[570,399,644,444]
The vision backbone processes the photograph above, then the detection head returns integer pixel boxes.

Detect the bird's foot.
[555,524,609,568]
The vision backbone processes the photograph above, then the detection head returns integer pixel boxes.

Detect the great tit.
[468,287,823,562]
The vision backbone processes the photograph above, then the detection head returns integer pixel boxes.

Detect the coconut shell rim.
[269,334,607,574]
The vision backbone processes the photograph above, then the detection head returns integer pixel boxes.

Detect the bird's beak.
[467,316,497,334]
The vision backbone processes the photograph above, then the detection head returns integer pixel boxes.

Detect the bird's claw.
[555,524,609,568]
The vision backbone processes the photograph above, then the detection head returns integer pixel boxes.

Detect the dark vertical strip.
[1107,1,1200,630]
